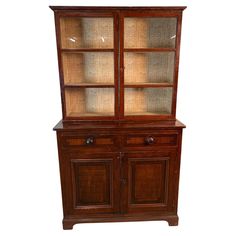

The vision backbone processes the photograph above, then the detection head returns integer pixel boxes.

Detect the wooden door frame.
[121,151,178,214]
[58,151,121,215]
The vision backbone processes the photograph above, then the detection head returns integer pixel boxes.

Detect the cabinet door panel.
[72,160,111,206]
[60,153,120,215]
[122,151,177,214]
[130,159,168,204]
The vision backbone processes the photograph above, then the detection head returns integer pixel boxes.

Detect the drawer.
[60,133,118,151]
[124,133,178,148]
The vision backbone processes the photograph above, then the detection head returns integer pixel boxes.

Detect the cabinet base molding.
[63,214,179,229]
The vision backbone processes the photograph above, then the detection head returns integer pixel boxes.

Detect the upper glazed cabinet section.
[51,7,185,121]
[124,17,177,49]
[60,17,114,49]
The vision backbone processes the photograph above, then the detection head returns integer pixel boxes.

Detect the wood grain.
[51,6,186,230]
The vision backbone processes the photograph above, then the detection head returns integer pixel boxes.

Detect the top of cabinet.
[50,6,187,11]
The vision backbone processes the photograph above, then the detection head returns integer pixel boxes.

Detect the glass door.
[59,15,118,119]
[121,15,178,118]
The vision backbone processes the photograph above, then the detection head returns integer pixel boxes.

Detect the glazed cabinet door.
[121,151,178,214]
[120,11,183,120]
[60,152,120,215]
[55,11,119,120]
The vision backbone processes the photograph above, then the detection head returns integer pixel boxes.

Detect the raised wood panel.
[72,161,111,206]
[130,160,167,204]
[123,152,176,214]
[59,153,120,215]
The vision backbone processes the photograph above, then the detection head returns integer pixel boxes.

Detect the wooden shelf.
[125,111,170,116]
[67,112,114,117]
[65,83,173,88]
[61,48,114,53]
[64,83,114,88]
[124,48,176,52]
[124,83,173,88]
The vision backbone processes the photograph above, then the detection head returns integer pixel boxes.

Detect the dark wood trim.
[64,84,114,88]
[64,116,117,121]
[62,214,179,229]
[123,115,176,121]
[124,83,173,88]
[50,6,187,11]
[172,129,183,212]
[114,11,120,120]
[54,13,66,119]
[119,12,125,119]
[61,48,114,52]
[55,12,114,17]
[56,132,68,216]
[53,119,186,131]
[171,13,183,117]
[124,48,176,52]
[121,12,182,17]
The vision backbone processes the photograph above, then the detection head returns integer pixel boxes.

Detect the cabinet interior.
[62,52,114,85]
[58,14,178,119]
[60,17,114,49]
[124,88,172,115]
[124,52,175,84]
[124,17,177,48]
[65,88,114,117]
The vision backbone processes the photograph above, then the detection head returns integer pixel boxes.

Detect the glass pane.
[124,18,177,48]
[65,88,114,117]
[124,52,175,84]
[62,52,114,85]
[60,17,114,49]
[125,88,172,115]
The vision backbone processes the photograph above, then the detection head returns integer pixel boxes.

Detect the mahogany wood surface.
[51,6,186,230]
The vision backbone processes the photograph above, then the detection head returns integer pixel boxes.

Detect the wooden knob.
[85,137,94,145]
[145,136,155,145]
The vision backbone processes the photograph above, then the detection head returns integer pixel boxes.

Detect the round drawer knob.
[145,136,155,145]
[85,137,94,145]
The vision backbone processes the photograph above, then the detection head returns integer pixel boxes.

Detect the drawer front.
[60,133,118,151]
[124,133,178,149]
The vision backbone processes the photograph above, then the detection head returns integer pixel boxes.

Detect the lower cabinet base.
[62,214,179,230]
[54,120,185,230]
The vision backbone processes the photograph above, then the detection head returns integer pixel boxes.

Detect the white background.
[0,0,236,235]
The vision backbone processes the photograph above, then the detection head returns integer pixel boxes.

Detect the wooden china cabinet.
[50,6,186,230]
